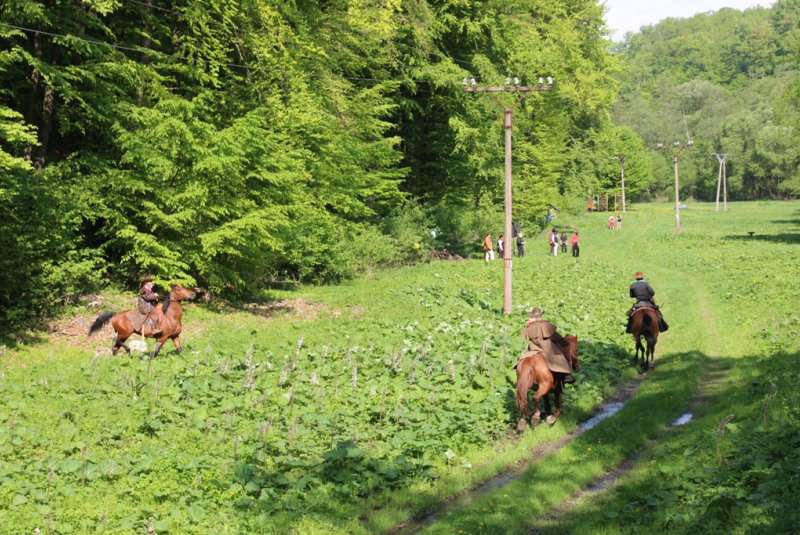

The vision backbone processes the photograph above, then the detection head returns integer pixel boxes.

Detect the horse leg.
[531,382,552,426]
[543,391,552,418]
[149,334,169,360]
[516,368,533,431]
[171,335,183,355]
[648,339,656,371]
[547,388,563,425]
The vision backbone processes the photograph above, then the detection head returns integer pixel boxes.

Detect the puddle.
[393,400,630,534]
[580,402,625,431]
[672,412,693,426]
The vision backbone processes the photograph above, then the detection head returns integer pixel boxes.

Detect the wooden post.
[715,159,722,212]
[657,142,693,235]
[674,153,680,235]
[464,81,553,314]
[723,158,728,212]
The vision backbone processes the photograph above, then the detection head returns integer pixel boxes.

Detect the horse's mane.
[162,297,171,313]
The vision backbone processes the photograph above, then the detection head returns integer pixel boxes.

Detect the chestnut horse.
[515,334,580,431]
[631,307,659,372]
[88,285,196,359]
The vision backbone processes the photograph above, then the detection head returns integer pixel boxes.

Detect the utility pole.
[711,153,731,212]
[723,157,728,211]
[463,76,553,314]
[656,141,693,235]
[610,154,627,212]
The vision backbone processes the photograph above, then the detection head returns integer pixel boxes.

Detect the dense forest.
[614,1,800,201]
[2,0,800,323]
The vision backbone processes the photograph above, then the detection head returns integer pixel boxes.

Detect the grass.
[2,200,799,534]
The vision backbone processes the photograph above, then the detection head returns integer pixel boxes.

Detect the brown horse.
[631,307,659,371]
[515,334,580,431]
[88,285,196,359]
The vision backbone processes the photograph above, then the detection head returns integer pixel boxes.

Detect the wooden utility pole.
[463,77,553,314]
[656,141,693,235]
[611,154,627,212]
[711,153,731,212]
[723,158,728,211]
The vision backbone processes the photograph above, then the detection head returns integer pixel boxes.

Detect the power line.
[0,22,458,84]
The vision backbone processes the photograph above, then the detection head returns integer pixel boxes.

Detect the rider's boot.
[626,316,633,334]
[564,374,576,385]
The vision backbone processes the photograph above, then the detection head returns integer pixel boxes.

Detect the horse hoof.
[517,419,527,431]
[531,413,541,426]
[649,364,655,371]
[546,414,557,425]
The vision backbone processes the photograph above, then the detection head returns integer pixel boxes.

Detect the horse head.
[564,334,581,372]
[169,284,197,302]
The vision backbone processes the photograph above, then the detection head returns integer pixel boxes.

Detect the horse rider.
[626,271,668,333]
[520,307,575,388]
[139,276,163,335]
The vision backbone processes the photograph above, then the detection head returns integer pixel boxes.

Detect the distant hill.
[612,2,800,200]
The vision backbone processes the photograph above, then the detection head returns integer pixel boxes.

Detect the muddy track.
[386,374,647,535]
[526,357,731,533]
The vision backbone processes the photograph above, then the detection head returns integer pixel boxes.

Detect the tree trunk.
[34,41,58,171]
[23,28,42,162]
[140,0,153,65]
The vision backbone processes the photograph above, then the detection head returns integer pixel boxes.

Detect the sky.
[604,0,766,41]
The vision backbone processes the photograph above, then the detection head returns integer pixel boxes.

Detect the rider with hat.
[626,272,668,332]
[520,307,575,386]
[139,277,162,335]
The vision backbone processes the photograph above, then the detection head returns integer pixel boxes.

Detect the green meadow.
[1,201,799,534]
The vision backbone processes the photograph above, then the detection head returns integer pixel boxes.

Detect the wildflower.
[351,362,358,391]
[310,372,319,386]
[369,386,376,396]
[279,369,289,387]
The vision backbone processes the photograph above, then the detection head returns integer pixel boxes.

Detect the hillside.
[613,2,800,201]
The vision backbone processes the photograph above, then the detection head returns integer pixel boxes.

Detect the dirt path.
[526,272,730,533]
[388,375,648,535]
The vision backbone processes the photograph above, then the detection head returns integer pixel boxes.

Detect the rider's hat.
[528,307,543,319]
[142,276,154,283]
[633,271,644,279]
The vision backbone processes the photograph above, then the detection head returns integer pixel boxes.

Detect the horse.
[88,285,196,359]
[515,334,580,431]
[631,307,659,372]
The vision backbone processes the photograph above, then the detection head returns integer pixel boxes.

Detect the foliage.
[0,250,634,532]
[613,3,800,201]
[0,0,629,324]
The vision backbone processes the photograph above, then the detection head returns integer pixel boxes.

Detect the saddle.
[627,301,658,316]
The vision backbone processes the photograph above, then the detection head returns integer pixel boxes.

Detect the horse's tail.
[642,314,656,341]
[88,312,116,336]
[516,360,534,417]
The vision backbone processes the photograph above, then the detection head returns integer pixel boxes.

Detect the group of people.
[548,229,580,258]
[483,232,526,261]
[609,213,622,230]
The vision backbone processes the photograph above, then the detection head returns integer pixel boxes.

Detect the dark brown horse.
[88,285,196,359]
[515,334,580,431]
[631,307,659,371]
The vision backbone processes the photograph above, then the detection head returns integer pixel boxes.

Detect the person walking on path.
[560,231,567,253]
[550,229,559,257]
[616,213,622,230]
[587,198,594,213]
[571,231,579,257]
[609,215,615,230]
[483,232,494,262]
[517,233,526,258]
[498,234,505,258]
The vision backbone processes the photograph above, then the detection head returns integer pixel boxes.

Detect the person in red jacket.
[571,231,579,257]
